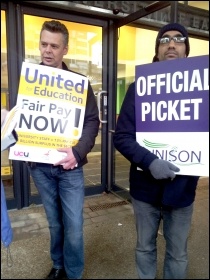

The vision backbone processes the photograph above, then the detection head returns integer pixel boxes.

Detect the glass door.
[2,2,110,209]
[114,25,159,196]
[23,15,104,199]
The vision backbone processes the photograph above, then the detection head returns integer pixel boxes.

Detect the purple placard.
[135,55,209,133]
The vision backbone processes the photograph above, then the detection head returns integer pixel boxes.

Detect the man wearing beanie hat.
[114,22,199,279]
[152,22,190,62]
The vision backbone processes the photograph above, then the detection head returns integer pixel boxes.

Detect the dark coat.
[113,82,199,208]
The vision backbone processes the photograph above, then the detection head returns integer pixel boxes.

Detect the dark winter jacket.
[113,82,199,208]
[39,62,100,168]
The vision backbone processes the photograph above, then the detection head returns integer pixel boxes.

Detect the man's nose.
[45,45,52,52]
[168,39,176,47]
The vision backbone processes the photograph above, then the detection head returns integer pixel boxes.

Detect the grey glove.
[148,159,180,180]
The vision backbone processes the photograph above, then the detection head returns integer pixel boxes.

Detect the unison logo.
[143,139,202,166]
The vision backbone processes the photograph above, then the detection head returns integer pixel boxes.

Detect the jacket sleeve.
[113,82,158,170]
[72,81,100,162]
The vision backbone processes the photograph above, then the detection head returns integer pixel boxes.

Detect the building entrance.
[1,1,209,209]
[1,3,113,209]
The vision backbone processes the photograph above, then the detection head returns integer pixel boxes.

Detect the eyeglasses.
[159,36,186,44]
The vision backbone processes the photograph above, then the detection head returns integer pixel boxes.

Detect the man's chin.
[43,62,55,68]
[43,59,54,66]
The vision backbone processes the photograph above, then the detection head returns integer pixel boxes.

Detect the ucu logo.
[14,151,29,157]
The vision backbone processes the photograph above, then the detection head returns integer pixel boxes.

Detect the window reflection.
[181,1,209,10]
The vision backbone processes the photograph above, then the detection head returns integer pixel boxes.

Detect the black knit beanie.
[153,23,190,62]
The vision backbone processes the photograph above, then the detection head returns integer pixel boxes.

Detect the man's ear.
[63,45,68,55]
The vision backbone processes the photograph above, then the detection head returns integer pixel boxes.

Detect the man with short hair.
[27,20,100,279]
[113,23,199,279]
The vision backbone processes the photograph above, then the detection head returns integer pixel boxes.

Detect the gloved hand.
[148,159,180,180]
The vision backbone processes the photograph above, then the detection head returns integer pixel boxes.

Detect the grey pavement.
[1,177,209,279]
